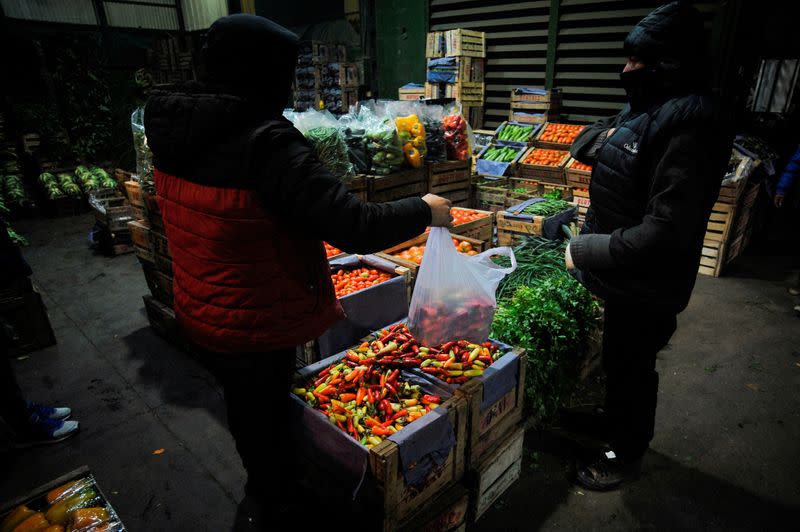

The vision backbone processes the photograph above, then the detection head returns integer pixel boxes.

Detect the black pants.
[601,302,677,460]
[199,347,297,505]
[0,338,29,432]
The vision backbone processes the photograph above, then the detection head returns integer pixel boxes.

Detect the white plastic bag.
[408,227,517,346]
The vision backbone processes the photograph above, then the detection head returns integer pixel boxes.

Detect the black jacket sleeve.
[252,122,432,254]
[570,114,619,164]
[570,124,719,271]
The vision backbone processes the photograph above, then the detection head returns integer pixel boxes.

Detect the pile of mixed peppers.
[294,324,503,448]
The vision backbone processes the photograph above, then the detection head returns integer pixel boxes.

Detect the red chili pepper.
[392,409,408,421]
[313,392,330,404]
[440,341,455,352]
[365,417,380,428]
[395,334,408,343]
[314,375,328,387]
[381,399,392,414]
[319,367,331,378]
[356,387,366,405]
[387,369,400,384]
[385,382,398,395]
[346,352,361,363]
[422,394,441,404]
[436,354,450,361]
[458,340,469,348]
[340,393,356,402]
[422,367,440,375]
[380,373,386,387]
[478,356,492,364]
[412,345,419,354]
[402,359,420,368]
[320,386,337,396]
[483,341,493,348]
[372,426,392,436]
[337,421,346,432]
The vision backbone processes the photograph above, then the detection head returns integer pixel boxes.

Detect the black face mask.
[620,67,664,110]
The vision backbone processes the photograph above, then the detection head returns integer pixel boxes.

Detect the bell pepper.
[9,513,49,532]
[411,122,425,137]
[46,488,98,525]
[70,508,109,529]
[404,146,422,168]
[46,481,79,505]
[1,506,35,532]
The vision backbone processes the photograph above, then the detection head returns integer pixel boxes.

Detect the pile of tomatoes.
[524,148,569,167]
[538,123,586,145]
[331,268,393,298]
[325,242,343,258]
[451,208,489,226]
[570,160,592,172]
[394,238,479,265]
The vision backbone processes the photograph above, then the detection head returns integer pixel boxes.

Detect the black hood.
[624,1,704,72]
[200,14,299,116]
[144,84,290,182]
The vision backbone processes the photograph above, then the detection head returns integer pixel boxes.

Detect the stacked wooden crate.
[89,174,134,256]
[427,159,472,206]
[509,87,561,124]
[294,41,356,113]
[425,29,486,128]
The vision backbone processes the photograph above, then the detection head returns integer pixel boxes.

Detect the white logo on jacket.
[623,141,640,155]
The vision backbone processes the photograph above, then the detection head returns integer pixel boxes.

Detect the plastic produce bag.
[362,101,405,175]
[338,108,370,174]
[292,109,355,181]
[420,104,447,163]
[408,227,517,346]
[387,100,427,169]
[442,103,473,161]
[131,107,153,184]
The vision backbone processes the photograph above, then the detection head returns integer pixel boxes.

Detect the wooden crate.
[516,147,570,185]
[496,207,576,245]
[399,85,426,101]
[143,295,185,348]
[343,88,359,113]
[347,174,369,202]
[293,367,468,527]
[505,181,544,209]
[510,87,562,104]
[377,232,487,282]
[368,168,427,203]
[455,348,526,469]
[464,104,485,129]
[449,207,494,245]
[475,144,527,177]
[427,57,485,84]
[564,157,592,188]
[474,177,509,213]
[425,82,485,104]
[131,204,146,221]
[698,202,735,277]
[468,425,525,522]
[426,29,486,58]
[340,62,360,88]
[123,180,144,207]
[428,160,471,204]
[149,229,172,259]
[533,122,586,151]
[127,220,150,250]
[397,483,469,532]
[134,245,155,264]
[508,177,573,201]
[493,121,540,147]
[154,252,173,276]
[508,109,558,125]
[91,194,134,232]
[717,179,746,205]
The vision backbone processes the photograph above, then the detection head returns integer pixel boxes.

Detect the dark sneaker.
[576,450,642,491]
[27,401,72,421]
[13,415,80,448]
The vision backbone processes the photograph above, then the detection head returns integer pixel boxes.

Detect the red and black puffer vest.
[155,170,343,353]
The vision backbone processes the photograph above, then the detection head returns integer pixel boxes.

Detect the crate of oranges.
[534,122,587,150]
[377,232,486,281]
[516,147,570,185]
[565,158,593,187]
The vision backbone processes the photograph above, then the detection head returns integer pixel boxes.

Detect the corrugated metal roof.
[0,0,97,25]
[182,0,227,32]
[104,2,179,30]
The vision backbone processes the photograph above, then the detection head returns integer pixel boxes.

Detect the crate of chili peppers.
[291,338,468,528]
[363,322,526,470]
[0,466,127,531]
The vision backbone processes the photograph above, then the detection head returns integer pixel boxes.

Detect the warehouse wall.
[375,0,428,99]
[429,0,727,128]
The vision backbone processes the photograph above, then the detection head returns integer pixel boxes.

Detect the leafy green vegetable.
[305,126,355,181]
[520,198,572,217]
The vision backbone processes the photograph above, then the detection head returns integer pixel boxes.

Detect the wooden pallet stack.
[88,172,135,256]
[428,159,472,206]
[294,41,358,113]
[698,150,761,277]
[425,29,486,128]
[509,87,562,124]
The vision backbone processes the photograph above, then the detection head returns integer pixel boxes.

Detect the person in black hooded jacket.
[564,1,732,490]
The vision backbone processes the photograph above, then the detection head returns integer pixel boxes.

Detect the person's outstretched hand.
[422,194,454,228]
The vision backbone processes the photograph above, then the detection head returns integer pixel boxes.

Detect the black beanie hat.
[201,14,299,114]
[623,1,705,70]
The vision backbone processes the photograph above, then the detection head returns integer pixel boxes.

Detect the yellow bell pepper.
[1,506,35,532]
[411,122,425,137]
[404,147,422,168]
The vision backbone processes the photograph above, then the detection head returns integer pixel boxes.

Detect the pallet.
[426,29,486,58]
[127,219,151,250]
[340,62,360,88]
[564,157,592,188]
[449,207,494,246]
[468,425,525,523]
[516,147,570,185]
[698,202,735,277]
[368,168,427,203]
[425,82,485,105]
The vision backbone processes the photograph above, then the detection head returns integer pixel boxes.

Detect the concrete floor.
[1,213,799,531]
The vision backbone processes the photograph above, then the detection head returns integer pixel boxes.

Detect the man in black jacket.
[566,1,732,490]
